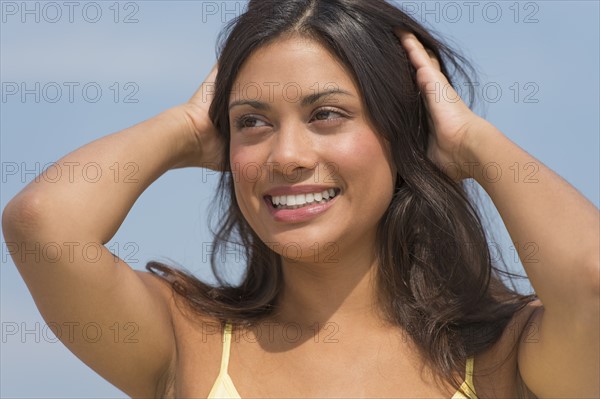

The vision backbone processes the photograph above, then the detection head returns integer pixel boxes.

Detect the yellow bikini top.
[207,322,477,399]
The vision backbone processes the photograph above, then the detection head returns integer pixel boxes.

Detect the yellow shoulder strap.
[220,322,233,374]
[464,356,477,397]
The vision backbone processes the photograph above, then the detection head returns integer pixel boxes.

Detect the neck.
[271,238,388,330]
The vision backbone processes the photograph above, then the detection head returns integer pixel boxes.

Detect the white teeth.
[269,188,339,209]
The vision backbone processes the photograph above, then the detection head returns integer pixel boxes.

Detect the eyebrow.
[228,88,354,111]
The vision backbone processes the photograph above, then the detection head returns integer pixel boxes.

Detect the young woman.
[3,0,598,398]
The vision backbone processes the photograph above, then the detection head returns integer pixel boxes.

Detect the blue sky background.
[1,1,598,397]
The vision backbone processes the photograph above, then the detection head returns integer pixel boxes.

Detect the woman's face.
[228,35,397,262]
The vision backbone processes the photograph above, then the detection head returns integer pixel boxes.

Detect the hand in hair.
[396,29,491,181]
[179,63,225,170]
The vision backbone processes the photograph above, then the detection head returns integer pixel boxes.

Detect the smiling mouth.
[267,188,341,210]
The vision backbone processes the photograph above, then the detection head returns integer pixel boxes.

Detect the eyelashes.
[232,108,350,131]
[233,115,268,129]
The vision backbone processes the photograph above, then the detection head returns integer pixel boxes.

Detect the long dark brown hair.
[147,0,538,396]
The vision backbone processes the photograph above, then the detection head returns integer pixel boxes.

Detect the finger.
[205,63,218,84]
[395,29,468,116]
[191,64,218,103]
[425,49,441,72]
[395,28,442,73]
[394,29,432,69]
[395,29,452,92]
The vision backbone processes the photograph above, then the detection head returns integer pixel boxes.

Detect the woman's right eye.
[233,116,268,129]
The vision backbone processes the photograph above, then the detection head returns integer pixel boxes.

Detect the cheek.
[345,135,395,229]
[230,143,257,183]
[333,130,395,192]
[229,144,274,227]
[230,147,257,212]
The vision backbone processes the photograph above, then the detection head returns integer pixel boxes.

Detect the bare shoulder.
[133,269,221,326]
[133,270,226,398]
[510,298,544,342]
[134,269,177,309]
[473,298,543,397]
[133,267,226,333]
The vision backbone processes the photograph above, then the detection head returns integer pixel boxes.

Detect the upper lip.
[264,185,340,197]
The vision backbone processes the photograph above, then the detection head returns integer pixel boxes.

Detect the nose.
[267,120,318,182]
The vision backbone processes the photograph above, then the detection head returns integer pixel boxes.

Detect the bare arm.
[398,30,600,397]
[464,125,600,397]
[2,66,221,397]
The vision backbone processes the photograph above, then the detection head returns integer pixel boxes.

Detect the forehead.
[231,35,359,101]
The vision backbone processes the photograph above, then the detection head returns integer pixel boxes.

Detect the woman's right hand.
[176,64,225,170]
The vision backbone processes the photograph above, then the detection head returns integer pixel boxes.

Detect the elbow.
[2,193,49,241]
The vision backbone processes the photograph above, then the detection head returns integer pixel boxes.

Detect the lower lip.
[265,195,339,223]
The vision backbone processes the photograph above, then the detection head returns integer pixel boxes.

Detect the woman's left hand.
[395,29,492,181]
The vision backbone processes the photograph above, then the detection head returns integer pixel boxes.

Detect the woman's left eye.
[311,109,346,123]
